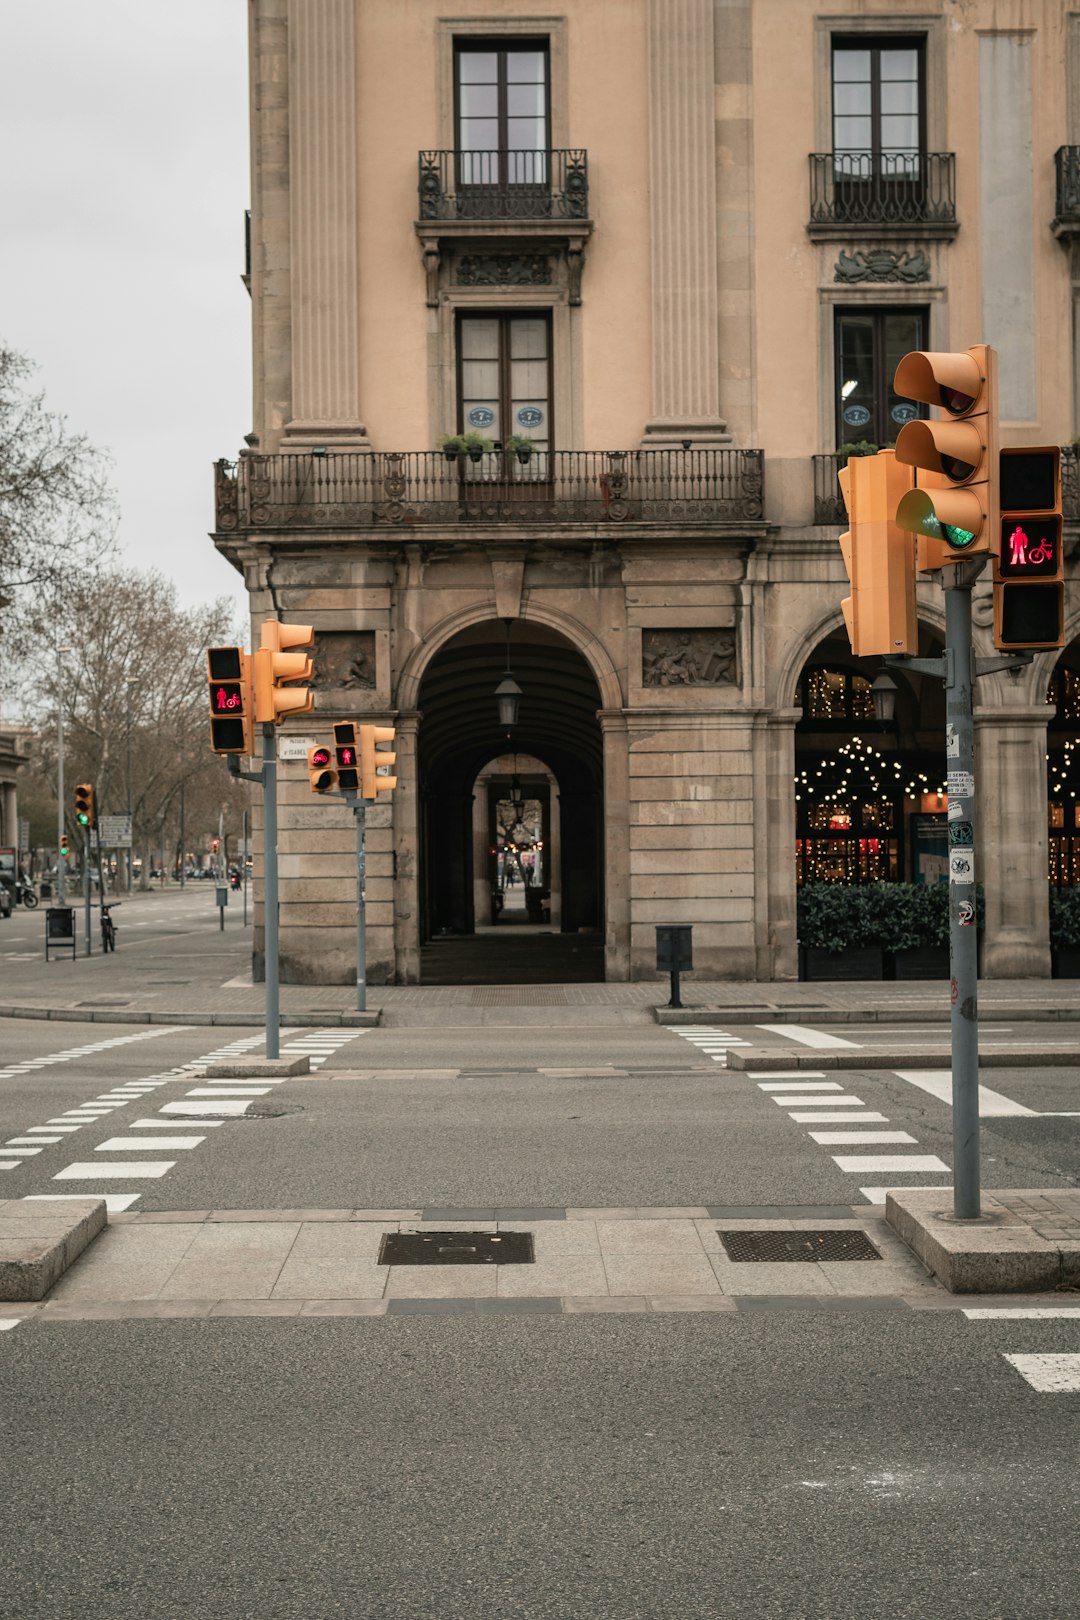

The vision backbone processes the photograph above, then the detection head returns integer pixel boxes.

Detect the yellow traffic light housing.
[333,723,360,794]
[993,447,1065,650]
[836,450,918,658]
[254,621,315,725]
[207,646,255,755]
[307,745,337,794]
[893,344,998,559]
[73,782,95,829]
[359,724,397,800]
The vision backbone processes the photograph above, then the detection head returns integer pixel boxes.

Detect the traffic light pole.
[83,829,92,956]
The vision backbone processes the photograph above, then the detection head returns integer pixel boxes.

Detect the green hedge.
[1050,889,1080,950]
[797,883,979,954]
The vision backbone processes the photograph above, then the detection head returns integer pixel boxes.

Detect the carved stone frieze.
[833,248,930,284]
[456,253,553,287]
[312,631,377,691]
[642,629,737,687]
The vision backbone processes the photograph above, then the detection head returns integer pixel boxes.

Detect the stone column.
[976,707,1052,979]
[600,710,630,980]
[393,713,421,983]
[249,0,291,450]
[641,0,731,448]
[2,783,16,848]
[283,0,370,449]
[763,709,799,981]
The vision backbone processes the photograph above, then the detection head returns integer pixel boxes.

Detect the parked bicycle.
[100,901,120,953]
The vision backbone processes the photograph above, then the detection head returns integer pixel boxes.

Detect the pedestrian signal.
[307,746,337,794]
[333,722,360,794]
[993,447,1064,649]
[207,646,254,755]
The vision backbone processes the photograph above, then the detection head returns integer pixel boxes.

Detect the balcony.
[808,152,957,239]
[815,448,1080,528]
[1053,147,1080,241]
[418,149,588,222]
[213,449,764,534]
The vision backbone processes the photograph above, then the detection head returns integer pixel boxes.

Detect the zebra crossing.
[962,1308,1080,1393]
[0,1026,186,1082]
[668,1026,753,1067]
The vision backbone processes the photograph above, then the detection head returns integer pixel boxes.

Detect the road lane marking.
[159,1100,251,1115]
[891,1070,1035,1118]
[809,1130,916,1146]
[770,1094,865,1107]
[859,1186,951,1204]
[832,1153,950,1173]
[95,1137,205,1151]
[758,1081,843,1092]
[26,1193,141,1212]
[128,1117,224,1128]
[185,1086,272,1097]
[53,1161,176,1179]
[750,1071,827,1080]
[790,1111,889,1123]
[1003,1354,1080,1392]
[0,1320,21,1331]
[755,1024,862,1049]
[964,1308,1080,1320]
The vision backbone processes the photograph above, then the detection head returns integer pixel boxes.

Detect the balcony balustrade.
[1054,147,1080,237]
[815,448,1080,528]
[418,149,589,221]
[214,448,764,533]
[808,151,956,230]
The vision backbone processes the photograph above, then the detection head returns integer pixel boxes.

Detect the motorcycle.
[14,880,38,910]
[229,870,241,891]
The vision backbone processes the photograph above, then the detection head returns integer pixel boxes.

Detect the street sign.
[279,737,317,761]
[97,814,132,848]
[17,818,29,852]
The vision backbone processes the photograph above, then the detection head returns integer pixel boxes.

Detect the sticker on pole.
[946,723,959,758]
[958,899,975,927]
[949,849,975,884]
[948,820,974,847]
[947,770,974,800]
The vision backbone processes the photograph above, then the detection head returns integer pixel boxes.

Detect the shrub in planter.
[504,434,534,465]
[462,431,494,462]
[1050,889,1080,976]
[437,433,466,461]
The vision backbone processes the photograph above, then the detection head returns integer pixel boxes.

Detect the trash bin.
[39,880,52,899]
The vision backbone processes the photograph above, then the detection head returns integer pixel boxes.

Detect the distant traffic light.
[254,621,315,725]
[893,345,999,559]
[74,783,95,829]
[993,447,1065,650]
[333,722,360,794]
[207,646,254,755]
[211,838,220,855]
[359,724,397,800]
[307,745,337,794]
[60,834,70,859]
[836,450,918,657]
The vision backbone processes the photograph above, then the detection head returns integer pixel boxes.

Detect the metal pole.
[351,795,367,1012]
[944,563,983,1219]
[262,722,280,1059]
[126,719,133,895]
[56,657,66,907]
[83,827,92,955]
[242,807,248,927]
[179,781,186,889]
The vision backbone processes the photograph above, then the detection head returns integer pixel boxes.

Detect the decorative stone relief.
[834,248,930,284]
[456,253,553,286]
[312,631,376,690]
[642,629,737,686]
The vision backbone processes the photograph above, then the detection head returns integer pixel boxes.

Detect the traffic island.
[0,1198,107,1301]
[203,1056,311,1079]
[886,1188,1080,1293]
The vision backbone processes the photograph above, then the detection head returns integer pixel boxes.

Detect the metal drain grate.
[379,1230,535,1265]
[718,1229,882,1263]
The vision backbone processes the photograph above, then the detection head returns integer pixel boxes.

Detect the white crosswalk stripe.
[961,1309,1080,1393]
[666,1027,752,1068]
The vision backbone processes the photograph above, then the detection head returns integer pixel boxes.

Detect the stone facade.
[216,0,1080,984]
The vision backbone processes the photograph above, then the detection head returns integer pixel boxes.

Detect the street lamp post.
[56,646,74,906]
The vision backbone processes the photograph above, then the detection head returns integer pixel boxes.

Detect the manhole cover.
[378,1230,534,1266]
[718,1229,881,1263]
[244,1101,304,1119]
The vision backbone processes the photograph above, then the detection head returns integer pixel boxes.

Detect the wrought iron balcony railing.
[214,449,763,532]
[418,149,589,221]
[1055,147,1080,226]
[816,448,1080,527]
[809,151,956,228]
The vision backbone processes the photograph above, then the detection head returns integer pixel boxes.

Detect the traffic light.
[254,621,315,725]
[73,783,95,829]
[211,838,220,855]
[333,722,360,794]
[893,344,999,559]
[359,724,397,800]
[307,745,336,794]
[207,646,254,755]
[60,834,70,859]
[836,450,918,657]
[993,447,1065,650]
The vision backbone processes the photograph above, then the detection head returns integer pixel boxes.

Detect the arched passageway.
[415,621,605,983]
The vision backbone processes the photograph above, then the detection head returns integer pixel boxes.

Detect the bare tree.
[0,344,118,655]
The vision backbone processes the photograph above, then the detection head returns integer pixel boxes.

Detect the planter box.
[890,946,949,981]
[1051,948,1080,979]
[799,946,884,982]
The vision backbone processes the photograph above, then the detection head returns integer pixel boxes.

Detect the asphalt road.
[2,1310,1079,1619]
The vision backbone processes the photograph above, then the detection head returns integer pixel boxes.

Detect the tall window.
[455,42,549,187]
[458,313,552,465]
[832,38,924,179]
[835,307,928,448]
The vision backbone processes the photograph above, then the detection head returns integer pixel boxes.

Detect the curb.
[726,1047,1080,1071]
[0,1005,381,1029]
[0,1198,107,1302]
[886,1189,1080,1293]
[654,1005,1080,1026]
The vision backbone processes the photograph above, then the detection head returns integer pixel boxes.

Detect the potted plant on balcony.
[830,440,880,463]
[1050,888,1080,977]
[437,434,467,462]
[462,430,494,463]
[504,434,534,466]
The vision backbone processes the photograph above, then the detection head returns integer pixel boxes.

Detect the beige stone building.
[213,0,1080,985]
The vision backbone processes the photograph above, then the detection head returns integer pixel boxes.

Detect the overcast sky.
[1,1,251,620]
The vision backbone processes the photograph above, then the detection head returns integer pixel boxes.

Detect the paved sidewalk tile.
[48,1226,200,1302]
[271,1226,387,1299]
[158,1223,301,1300]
